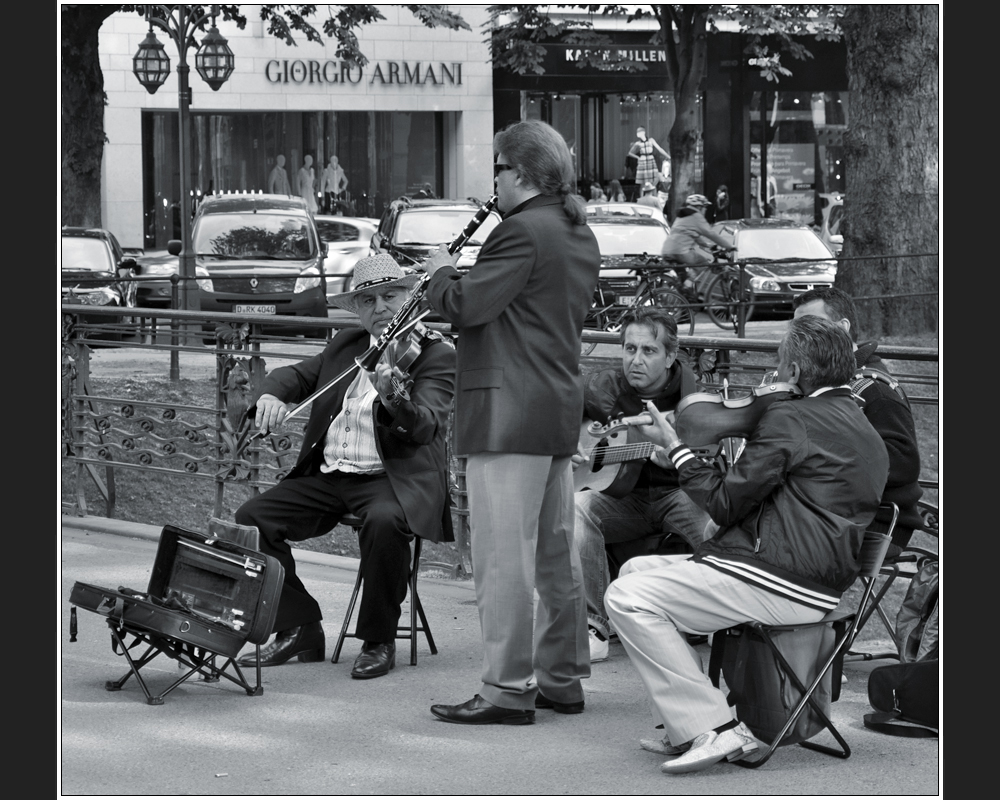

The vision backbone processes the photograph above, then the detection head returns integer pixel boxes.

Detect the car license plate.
[616,294,639,306]
[234,304,277,315]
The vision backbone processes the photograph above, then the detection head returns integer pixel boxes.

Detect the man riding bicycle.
[661,194,736,291]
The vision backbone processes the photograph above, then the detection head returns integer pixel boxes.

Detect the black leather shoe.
[430,695,535,725]
[535,692,585,714]
[351,642,395,679]
[236,622,325,667]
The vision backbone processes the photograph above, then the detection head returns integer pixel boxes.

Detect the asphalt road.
[60,519,941,797]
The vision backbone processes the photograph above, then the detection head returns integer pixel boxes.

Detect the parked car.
[585,201,667,224]
[584,214,679,329]
[180,193,329,336]
[708,218,838,315]
[133,249,181,308]
[61,226,139,337]
[368,197,502,274]
[314,214,379,302]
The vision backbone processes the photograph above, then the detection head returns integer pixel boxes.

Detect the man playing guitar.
[572,307,710,662]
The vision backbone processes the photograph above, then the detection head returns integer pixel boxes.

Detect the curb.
[61,514,361,572]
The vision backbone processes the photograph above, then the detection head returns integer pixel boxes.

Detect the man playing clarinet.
[234,254,456,680]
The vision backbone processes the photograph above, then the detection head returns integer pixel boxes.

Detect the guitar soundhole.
[592,437,610,470]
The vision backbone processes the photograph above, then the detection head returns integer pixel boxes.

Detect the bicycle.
[583,254,697,354]
[700,249,756,332]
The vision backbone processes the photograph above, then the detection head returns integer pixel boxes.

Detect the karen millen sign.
[265,60,463,86]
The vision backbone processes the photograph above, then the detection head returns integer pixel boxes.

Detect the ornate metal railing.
[62,305,939,572]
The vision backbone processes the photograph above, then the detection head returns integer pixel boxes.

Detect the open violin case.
[69,524,283,705]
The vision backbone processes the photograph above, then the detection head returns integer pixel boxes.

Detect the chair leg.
[332,566,364,664]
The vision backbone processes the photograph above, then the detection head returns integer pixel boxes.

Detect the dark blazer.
[256,327,457,543]
[426,194,601,456]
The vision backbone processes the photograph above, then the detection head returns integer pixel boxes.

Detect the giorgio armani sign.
[265,59,463,86]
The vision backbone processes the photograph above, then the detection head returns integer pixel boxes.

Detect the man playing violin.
[603,315,889,774]
[571,307,710,662]
[233,254,456,679]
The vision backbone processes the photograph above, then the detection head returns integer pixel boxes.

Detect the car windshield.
[193,213,317,259]
[589,223,669,257]
[395,210,499,246]
[62,237,114,272]
[737,229,833,260]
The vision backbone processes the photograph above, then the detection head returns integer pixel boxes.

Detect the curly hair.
[493,120,587,225]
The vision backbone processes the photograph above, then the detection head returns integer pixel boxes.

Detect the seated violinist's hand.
[422,244,459,277]
[649,446,672,469]
[255,393,288,434]
[643,400,682,451]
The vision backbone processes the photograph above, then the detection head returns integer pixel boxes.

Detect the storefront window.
[142,110,443,249]
[749,90,848,227]
[524,91,691,201]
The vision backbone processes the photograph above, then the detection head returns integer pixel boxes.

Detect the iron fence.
[62,305,939,572]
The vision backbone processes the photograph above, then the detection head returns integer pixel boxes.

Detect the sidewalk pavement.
[60,514,939,797]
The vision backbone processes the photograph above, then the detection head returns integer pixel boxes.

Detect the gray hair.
[780,315,856,389]
[619,307,679,355]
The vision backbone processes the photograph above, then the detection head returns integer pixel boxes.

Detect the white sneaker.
[640,733,689,756]
[588,627,609,662]
[660,722,758,774]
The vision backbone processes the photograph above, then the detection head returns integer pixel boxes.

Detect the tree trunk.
[660,6,710,222]
[62,6,114,229]
[839,5,939,338]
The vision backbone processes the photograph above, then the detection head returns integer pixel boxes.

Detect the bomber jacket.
[666,387,889,611]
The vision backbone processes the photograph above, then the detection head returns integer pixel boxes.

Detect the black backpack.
[864,658,938,738]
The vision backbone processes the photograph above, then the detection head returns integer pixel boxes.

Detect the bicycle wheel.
[704,273,755,330]
[651,288,696,336]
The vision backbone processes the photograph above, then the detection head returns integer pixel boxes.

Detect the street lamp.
[131,5,235,314]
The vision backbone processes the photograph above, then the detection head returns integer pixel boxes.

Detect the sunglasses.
[493,163,514,176]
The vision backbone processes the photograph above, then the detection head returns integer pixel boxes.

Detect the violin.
[380,317,443,403]
[585,380,802,450]
[673,381,802,447]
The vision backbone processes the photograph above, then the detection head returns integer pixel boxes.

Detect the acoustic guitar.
[574,419,658,497]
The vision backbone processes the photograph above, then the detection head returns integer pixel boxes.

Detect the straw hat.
[642,181,656,193]
[329,253,420,313]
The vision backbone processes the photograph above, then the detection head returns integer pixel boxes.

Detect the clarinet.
[355,193,499,371]
[269,194,499,427]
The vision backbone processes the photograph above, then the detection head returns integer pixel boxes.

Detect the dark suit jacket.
[426,194,601,456]
[256,327,457,543]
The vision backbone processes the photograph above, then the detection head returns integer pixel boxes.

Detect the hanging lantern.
[195,24,235,91]
[132,28,170,95]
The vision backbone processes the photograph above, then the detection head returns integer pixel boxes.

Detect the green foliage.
[486,4,844,83]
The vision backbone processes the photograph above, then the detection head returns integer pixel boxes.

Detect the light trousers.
[466,452,591,710]
[605,554,825,744]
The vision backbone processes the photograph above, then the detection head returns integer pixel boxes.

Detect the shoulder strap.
[851,367,908,403]
[863,711,938,738]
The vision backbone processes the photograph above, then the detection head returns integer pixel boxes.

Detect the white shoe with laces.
[588,627,609,662]
[660,722,758,774]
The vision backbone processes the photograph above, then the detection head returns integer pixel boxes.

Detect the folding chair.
[708,503,898,768]
[845,498,939,662]
[331,514,437,666]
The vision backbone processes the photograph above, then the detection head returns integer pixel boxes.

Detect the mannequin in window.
[268,154,291,196]
[298,155,318,213]
[320,156,349,213]
[626,127,669,189]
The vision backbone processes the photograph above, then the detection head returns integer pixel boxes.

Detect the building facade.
[97,6,494,250]
[492,27,849,227]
